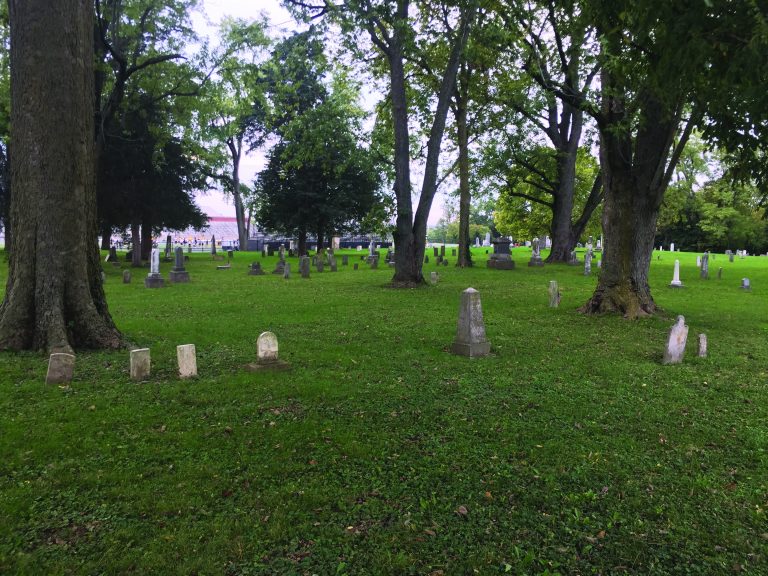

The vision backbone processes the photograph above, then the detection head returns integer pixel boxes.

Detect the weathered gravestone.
[487,237,515,270]
[662,316,688,365]
[548,280,560,308]
[528,237,544,267]
[342,255,349,266]
[475,237,481,247]
[122,269,131,284]
[247,331,290,371]
[729,252,735,263]
[177,344,197,378]
[210,235,217,256]
[46,353,75,385]
[330,258,337,272]
[584,249,592,275]
[144,249,164,288]
[108,245,120,265]
[430,271,438,285]
[433,247,439,257]
[169,247,189,282]
[741,277,751,290]
[440,245,446,257]
[299,256,311,278]
[567,250,580,266]
[700,252,709,279]
[669,259,683,288]
[249,262,265,276]
[450,288,491,358]
[130,348,151,381]
[370,256,378,269]
[698,334,708,358]
[316,259,324,272]
[696,255,702,268]
[283,262,291,279]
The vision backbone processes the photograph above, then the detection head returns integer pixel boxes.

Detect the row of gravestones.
[45,332,288,385]
[669,257,752,290]
[450,287,708,365]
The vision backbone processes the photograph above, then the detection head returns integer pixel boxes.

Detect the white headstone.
[670,259,683,287]
[130,348,151,381]
[662,316,688,365]
[430,271,438,285]
[150,248,160,275]
[483,232,491,247]
[741,277,751,290]
[177,344,197,378]
[257,331,279,362]
[696,255,701,268]
[697,334,707,358]
[670,242,675,252]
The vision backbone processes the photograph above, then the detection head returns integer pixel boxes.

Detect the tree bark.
[228,135,249,250]
[0,0,122,353]
[100,222,112,250]
[140,220,152,261]
[297,229,307,257]
[455,63,472,268]
[131,221,142,267]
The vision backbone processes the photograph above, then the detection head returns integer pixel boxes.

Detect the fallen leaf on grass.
[456,505,468,517]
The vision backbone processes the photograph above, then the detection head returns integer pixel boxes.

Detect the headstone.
[430,271,438,285]
[353,263,359,270]
[227,249,234,260]
[450,288,491,357]
[210,235,217,256]
[669,259,683,287]
[248,262,265,276]
[278,244,286,262]
[283,262,291,279]
[545,235,552,249]
[587,235,594,251]
[528,237,544,267]
[272,257,285,275]
[300,256,310,279]
[169,246,189,282]
[316,259,324,272]
[483,232,491,247]
[46,353,75,385]
[700,252,709,279]
[440,245,446,257]
[330,258,337,272]
[696,255,701,268]
[567,249,579,266]
[130,348,150,381]
[487,237,515,270]
[342,255,349,266]
[475,237,480,247]
[164,234,173,260]
[356,245,362,251]
[369,240,376,257]
[697,334,707,358]
[741,277,751,290]
[729,252,735,263]
[424,255,429,264]
[670,242,675,252]
[370,256,378,269]
[177,344,197,378]
[433,247,439,257]
[584,249,592,275]
[662,316,688,365]
[122,269,131,284]
[261,249,267,258]
[740,250,746,259]
[548,280,560,308]
[108,245,119,265]
[144,248,164,288]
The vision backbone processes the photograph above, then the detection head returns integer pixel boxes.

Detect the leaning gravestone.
[450,288,491,358]
[700,252,709,279]
[130,348,151,381]
[169,247,189,282]
[177,344,197,378]
[548,280,560,308]
[144,249,164,288]
[46,353,75,385]
[662,316,688,365]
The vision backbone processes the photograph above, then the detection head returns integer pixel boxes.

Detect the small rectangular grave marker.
[450,288,491,358]
[698,334,707,358]
[662,316,688,365]
[177,344,197,378]
[46,353,75,385]
[548,280,560,308]
[130,348,150,381]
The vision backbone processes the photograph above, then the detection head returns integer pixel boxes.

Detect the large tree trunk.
[547,151,578,262]
[100,222,111,250]
[580,165,659,317]
[140,220,152,261]
[0,0,122,353]
[297,229,307,256]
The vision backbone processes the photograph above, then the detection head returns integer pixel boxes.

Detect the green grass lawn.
[1,247,766,575]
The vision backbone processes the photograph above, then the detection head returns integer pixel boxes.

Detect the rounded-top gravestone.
[257,331,279,363]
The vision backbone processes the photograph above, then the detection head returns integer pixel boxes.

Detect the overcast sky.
[193,0,447,225]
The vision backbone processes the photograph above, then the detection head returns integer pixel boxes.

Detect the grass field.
[1,247,766,575]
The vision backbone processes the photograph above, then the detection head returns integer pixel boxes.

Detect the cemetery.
[1,245,767,574]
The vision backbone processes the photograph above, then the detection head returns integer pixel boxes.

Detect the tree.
[199,17,270,250]
[288,0,477,285]
[255,33,382,254]
[0,0,122,352]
